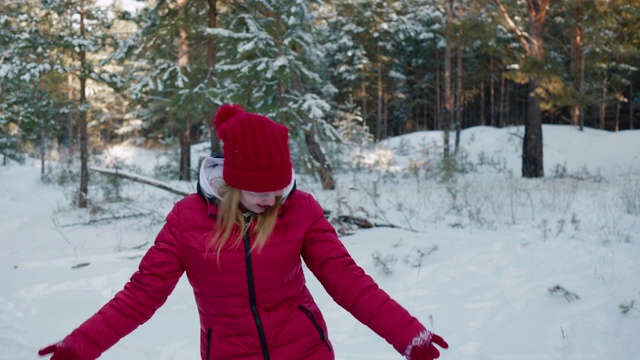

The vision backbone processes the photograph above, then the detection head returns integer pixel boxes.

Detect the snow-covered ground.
[1,125,639,359]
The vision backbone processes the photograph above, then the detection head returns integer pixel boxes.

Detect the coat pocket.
[298,305,333,352]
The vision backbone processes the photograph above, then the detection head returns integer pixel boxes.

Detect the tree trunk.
[78,0,89,208]
[490,56,495,126]
[376,48,383,140]
[177,0,191,181]
[570,0,584,128]
[180,117,192,181]
[579,33,585,131]
[207,0,221,155]
[443,0,454,158]
[499,72,506,127]
[615,98,620,132]
[383,89,388,137]
[67,65,75,154]
[521,0,547,178]
[40,128,46,176]
[435,50,441,130]
[39,62,46,176]
[493,0,548,177]
[480,78,486,126]
[630,83,635,130]
[599,86,606,130]
[305,129,335,190]
[579,0,586,131]
[361,73,367,127]
[423,84,428,129]
[523,80,544,177]
[454,0,464,154]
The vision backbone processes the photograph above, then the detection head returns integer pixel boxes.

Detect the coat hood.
[198,156,296,202]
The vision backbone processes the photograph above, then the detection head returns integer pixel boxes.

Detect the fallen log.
[90,166,190,197]
[336,215,374,229]
[331,214,420,233]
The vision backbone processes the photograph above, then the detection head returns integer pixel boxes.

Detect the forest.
[1,0,639,208]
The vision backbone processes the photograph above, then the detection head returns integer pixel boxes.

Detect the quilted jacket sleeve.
[61,201,186,359]
[300,194,426,355]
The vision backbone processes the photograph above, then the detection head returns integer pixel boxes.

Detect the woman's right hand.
[38,342,79,360]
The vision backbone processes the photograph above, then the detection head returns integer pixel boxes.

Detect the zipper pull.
[243,212,253,233]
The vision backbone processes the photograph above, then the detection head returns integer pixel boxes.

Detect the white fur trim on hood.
[199,157,296,201]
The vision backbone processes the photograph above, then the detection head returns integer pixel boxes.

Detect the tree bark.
[615,98,620,132]
[179,117,191,181]
[435,50,441,130]
[490,56,495,126]
[599,86,606,130]
[67,61,75,154]
[177,0,191,181]
[569,0,584,128]
[305,129,335,190]
[454,0,464,154]
[523,80,544,177]
[499,72,505,127]
[443,0,454,158]
[521,0,547,178]
[207,0,222,155]
[361,72,367,128]
[630,83,635,130]
[383,83,388,137]
[480,78,486,126]
[579,30,585,131]
[79,0,89,208]
[39,57,46,176]
[376,47,383,140]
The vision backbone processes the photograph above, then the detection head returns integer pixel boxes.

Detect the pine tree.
[212,0,336,189]
[113,0,223,181]
[0,0,62,171]
[491,0,549,178]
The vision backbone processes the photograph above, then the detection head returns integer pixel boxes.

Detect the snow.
[1,125,639,360]
[96,0,144,13]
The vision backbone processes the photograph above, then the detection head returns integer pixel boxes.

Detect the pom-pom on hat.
[213,104,292,192]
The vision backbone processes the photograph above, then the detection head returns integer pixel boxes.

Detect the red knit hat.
[213,104,292,192]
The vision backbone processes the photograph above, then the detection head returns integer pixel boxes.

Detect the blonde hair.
[209,184,282,262]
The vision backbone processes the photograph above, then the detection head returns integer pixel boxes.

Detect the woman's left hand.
[407,332,448,360]
[38,342,79,360]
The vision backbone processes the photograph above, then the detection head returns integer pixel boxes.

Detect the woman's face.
[240,189,284,213]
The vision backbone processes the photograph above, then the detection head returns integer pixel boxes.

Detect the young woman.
[39,104,448,360]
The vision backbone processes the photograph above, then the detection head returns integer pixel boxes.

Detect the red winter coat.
[60,188,426,359]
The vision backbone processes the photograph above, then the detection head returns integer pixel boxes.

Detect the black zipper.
[298,305,333,352]
[206,328,212,360]
[243,216,270,360]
